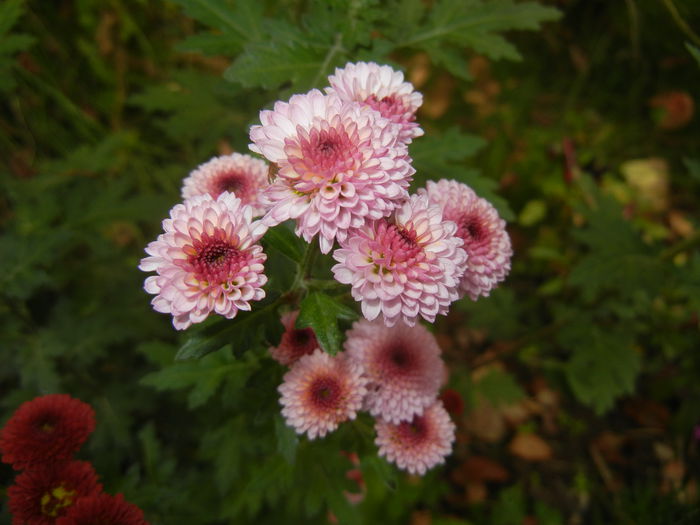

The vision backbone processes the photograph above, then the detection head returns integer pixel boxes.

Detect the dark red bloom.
[7,461,102,525]
[56,493,148,525]
[439,388,465,417]
[1,394,96,470]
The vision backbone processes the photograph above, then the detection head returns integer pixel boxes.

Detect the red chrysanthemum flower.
[419,179,512,300]
[279,349,368,440]
[56,493,148,525]
[375,401,455,476]
[7,461,102,525]
[344,319,446,423]
[181,153,269,216]
[1,394,95,470]
[269,310,320,366]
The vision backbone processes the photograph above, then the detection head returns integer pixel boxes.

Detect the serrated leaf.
[224,39,328,90]
[411,126,486,170]
[474,368,525,407]
[176,33,242,55]
[170,0,263,44]
[175,292,281,360]
[297,292,357,355]
[559,323,640,414]
[397,0,561,62]
[263,222,305,263]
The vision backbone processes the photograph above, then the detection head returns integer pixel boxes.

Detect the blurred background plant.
[1,0,699,523]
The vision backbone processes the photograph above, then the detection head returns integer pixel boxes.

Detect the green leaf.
[0,0,25,36]
[410,127,514,221]
[263,223,305,263]
[274,415,299,465]
[175,292,281,360]
[297,292,357,355]
[687,42,700,68]
[560,323,641,414]
[396,0,561,61]
[569,191,666,298]
[474,368,525,407]
[170,0,263,45]
[224,39,329,90]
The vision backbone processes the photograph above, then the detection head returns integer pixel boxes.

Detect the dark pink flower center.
[282,328,318,361]
[288,125,360,185]
[382,343,417,374]
[371,222,423,266]
[188,234,247,284]
[396,415,429,446]
[366,94,410,121]
[309,376,342,410]
[213,172,247,198]
[457,214,486,244]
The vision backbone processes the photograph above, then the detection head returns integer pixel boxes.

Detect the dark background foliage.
[1,0,699,523]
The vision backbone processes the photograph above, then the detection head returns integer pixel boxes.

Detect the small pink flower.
[269,310,319,366]
[332,194,467,326]
[181,153,269,216]
[139,193,267,330]
[419,179,512,300]
[344,319,446,423]
[327,61,423,144]
[279,349,367,440]
[375,401,455,476]
[249,89,414,253]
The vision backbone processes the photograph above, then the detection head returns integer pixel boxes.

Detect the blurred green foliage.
[1,0,699,523]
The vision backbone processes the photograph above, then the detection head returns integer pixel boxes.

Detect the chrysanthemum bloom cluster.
[1,394,148,524]
[279,349,367,439]
[269,310,319,366]
[275,317,454,474]
[419,179,512,300]
[56,493,148,525]
[139,193,268,330]
[250,88,415,254]
[181,153,269,217]
[332,194,467,326]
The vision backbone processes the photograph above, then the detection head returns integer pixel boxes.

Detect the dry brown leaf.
[508,432,552,461]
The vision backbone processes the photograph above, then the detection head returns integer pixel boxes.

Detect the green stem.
[661,0,700,47]
[292,241,319,291]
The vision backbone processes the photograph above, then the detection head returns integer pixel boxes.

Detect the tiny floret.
[249,89,414,253]
[269,310,320,366]
[327,61,424,144]
[139,193,268,330]
[344,319,446,423]
[419,179,512,300]
[332,194,467,326]
[181,153,269,217]
[375,401,456,476]
[279,349,368,440]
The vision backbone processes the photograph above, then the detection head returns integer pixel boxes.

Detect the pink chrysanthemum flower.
[375,401,456,476]
[327,61,423,144]
[332,194,467,326]
[279,349,368,440]
[344,319,446,424]
[269,310,319,366]
[181,153,269,216]
[249,89,414,254]
[419,179,512,300]
[139,193,268,330]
